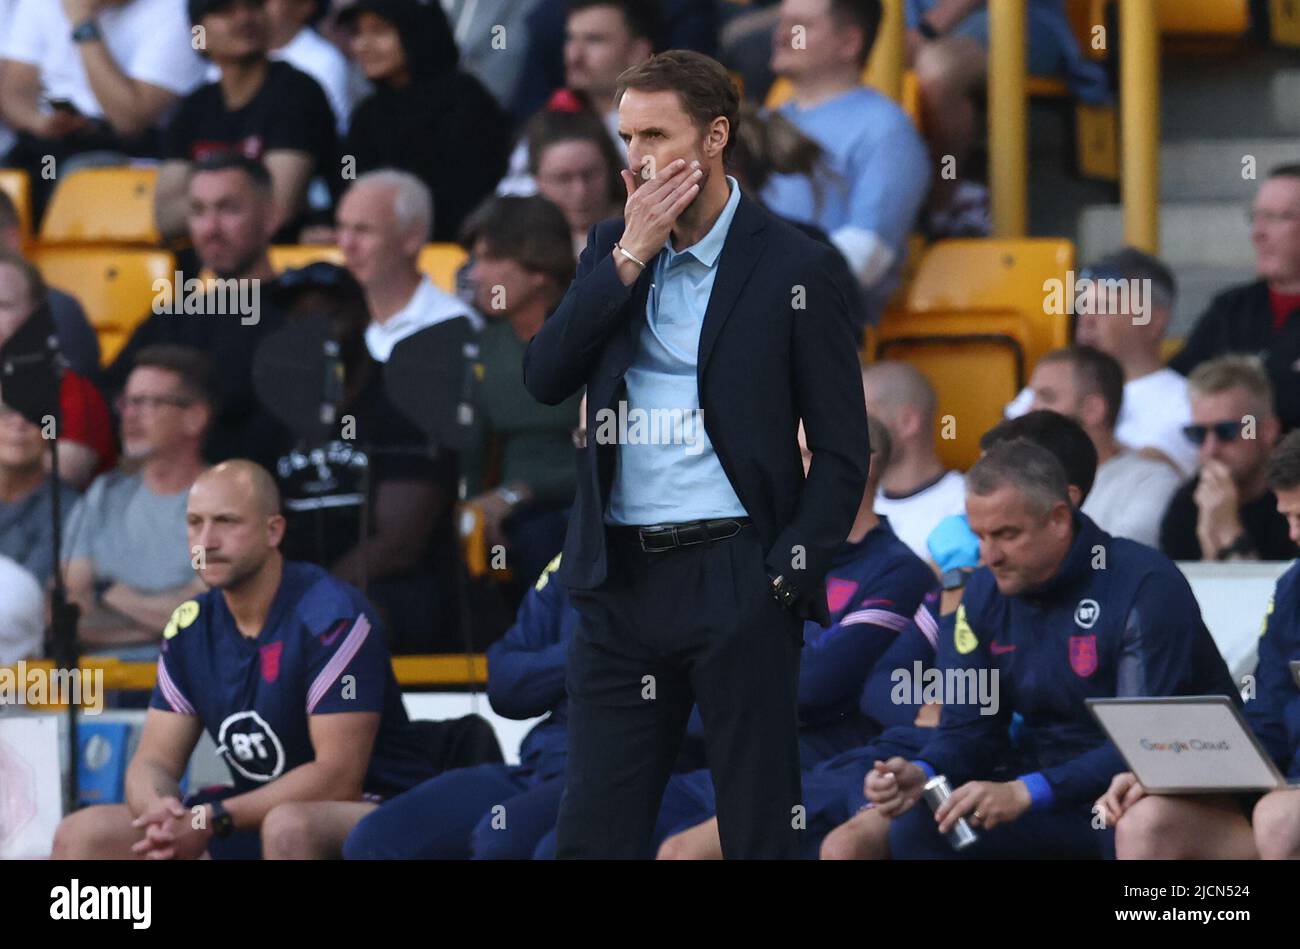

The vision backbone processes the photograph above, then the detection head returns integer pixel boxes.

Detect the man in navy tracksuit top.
[868,438,1236,859]
[344,553,576,859]
[1099,432,1300,859]
[51,461,444,860]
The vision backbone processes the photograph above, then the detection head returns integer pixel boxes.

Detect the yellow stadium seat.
[268,244,346,272]
[874,307,1029,470]
[905,238,1074,371]
[418,243,468,293]
[1160,336,1185,364]
[40,167,159,245]
[0,168,32,238]
[1158,0,1248,35]
[32,247,175,366]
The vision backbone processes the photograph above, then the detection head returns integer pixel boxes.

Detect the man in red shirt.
[1172,164,1300,431]
[0,248,115,489]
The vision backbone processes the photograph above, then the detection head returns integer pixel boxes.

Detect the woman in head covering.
[340,0,513,242]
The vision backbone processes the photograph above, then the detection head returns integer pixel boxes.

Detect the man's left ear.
[267,514,287,548]
[706,117,729,160]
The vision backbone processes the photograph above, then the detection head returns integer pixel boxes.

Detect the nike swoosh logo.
[990,642,1016,655]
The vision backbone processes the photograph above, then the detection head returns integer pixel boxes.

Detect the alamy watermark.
[151,274,260,326]
[890,662,1000,716]
[0,662,103,714]
[1043,270,1153,326]
[591,401,705,455]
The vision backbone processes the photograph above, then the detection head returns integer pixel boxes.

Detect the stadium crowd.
[0,0,1298,859]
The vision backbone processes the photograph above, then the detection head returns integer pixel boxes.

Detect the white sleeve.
[0,0,46,66]
[1004,385,1033,419]
[0,557,44,665]
[121,0,207,95]
[830,226,896,288]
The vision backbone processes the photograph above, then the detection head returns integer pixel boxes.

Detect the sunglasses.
[1182,420,1246,445]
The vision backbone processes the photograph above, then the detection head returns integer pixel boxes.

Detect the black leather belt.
[613,517,750,552]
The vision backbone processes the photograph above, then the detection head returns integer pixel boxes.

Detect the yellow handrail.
[1120,0,1160,252]
[3,655,489,706]
[988,0,1029,237]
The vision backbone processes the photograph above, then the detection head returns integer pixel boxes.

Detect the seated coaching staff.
[523,50,870,859]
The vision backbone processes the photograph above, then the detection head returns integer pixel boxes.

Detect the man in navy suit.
[524,49,870,858]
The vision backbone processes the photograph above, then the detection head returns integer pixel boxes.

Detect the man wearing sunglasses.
[63,345,212,661]
[1158,355,1299,562]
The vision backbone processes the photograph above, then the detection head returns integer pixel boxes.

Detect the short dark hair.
[459,195,577,290]
[526,105,624,208]
[1267,163,1300,182]
[133,344,217,410]
[967,438,1072,519]
[831,0,883,68]
[568,0,664,46]
[1039,345,1125,432]
[0,248,47,309]
[980,409,1098,503]
[189,152,274,194]
[1080,246,1176,311]
[1268,430,1300,492]
[615,50,741,162]
[0,189,18,232]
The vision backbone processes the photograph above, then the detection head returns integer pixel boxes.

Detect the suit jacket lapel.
[697,194,766,379]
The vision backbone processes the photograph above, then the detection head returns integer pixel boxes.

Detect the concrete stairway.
[1074,48,1300,336]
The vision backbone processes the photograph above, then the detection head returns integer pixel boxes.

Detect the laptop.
[1087,695,1298,793]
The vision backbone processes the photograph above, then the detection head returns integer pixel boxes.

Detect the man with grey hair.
[863,437,1236,859]
[1008,246,1197,477]
[336,169,482,363]
[1159,354,1298,561]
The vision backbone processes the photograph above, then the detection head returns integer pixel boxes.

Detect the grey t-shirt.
[1082,449,1185,549]
[0,476,81,586]
[63,470,194,593]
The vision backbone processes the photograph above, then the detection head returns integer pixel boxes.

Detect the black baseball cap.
[188,0,266,27]
[269,262,367,310]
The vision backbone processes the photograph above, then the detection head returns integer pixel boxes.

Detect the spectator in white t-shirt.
[862,360,966,559]
[1006,247,1198,478]
[336,169,482,364]
[0,552,43,664]
[259,0,357,133]
[0,0,207,212]
[1027,345,1183,548]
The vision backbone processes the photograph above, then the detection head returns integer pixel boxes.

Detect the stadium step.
[1078,200,1254,269]
[1160,138,1300,201]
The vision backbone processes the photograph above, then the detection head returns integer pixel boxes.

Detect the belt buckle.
[638,528,663,553]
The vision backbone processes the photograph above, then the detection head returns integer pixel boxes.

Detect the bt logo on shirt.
[216,710,286,782]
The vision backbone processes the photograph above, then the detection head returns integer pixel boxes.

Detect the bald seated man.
[53,460,443,860]
[863,361,967,561]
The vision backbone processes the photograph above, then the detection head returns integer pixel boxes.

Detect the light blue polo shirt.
[605,176,749,526]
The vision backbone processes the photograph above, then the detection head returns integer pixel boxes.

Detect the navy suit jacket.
[523,190,870,623]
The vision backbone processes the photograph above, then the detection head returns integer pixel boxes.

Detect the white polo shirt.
[0,0,206,122]
[364,275,482,363]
